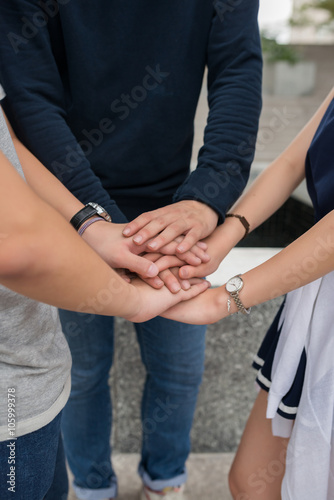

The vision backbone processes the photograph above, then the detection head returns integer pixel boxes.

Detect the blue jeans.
[59,312,206,500]
[0,412,68,500]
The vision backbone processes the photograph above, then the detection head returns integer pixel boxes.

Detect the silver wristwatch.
[87,202,112,222]
[70,202,112,231]
[225,275,251,315]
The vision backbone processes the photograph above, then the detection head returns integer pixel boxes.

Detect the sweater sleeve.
[0,0,127,223]
[173,0,262,223]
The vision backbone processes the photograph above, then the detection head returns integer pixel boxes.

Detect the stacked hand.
[82,200,227,321]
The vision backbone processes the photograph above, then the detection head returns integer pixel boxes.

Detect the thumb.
[128,254,159,278]
[179,264,206,280]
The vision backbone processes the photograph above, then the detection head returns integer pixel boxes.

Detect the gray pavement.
[111,298,282,454]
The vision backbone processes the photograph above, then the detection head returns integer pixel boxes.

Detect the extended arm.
[123,0,262,251]
[162,88,334,323]
[0,151,209,322]
[162,210,334,324]
[3,114,163,279]
[179,87,334,280]
[0,0,126,222]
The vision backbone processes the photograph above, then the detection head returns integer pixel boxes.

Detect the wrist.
[209,218,244,261]
[81,220,119,245]
[78,216,105,236]
[216,287,238,317]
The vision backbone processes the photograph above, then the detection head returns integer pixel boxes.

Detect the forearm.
[0,2,126,222]
[238,210,334,308]
[207,87,334,259]
[0,152,139,318]
[6,118,84,220]
[174,0,262,219]
[164,210,334,324]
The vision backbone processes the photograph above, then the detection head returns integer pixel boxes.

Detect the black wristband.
[225,213,250,240]
[70,205,100,231]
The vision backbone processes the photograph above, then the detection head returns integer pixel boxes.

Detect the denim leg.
[44,432,69,500]
[135,317,206,490]
[0,412,65,500]
[59,310,118,500]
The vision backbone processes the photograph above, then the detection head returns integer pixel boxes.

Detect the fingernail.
[171,283,181,293]
[181,280,191,290]
[180,269,188,279]
[148,241,157,250]
[193,257,201,265]
[177,245,184,253]
[155,278,164,287]
[147,263,158,277]
[123,228,131,236]
[133,235,143,244]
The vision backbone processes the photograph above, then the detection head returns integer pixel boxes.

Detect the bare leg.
[229,389,290,500]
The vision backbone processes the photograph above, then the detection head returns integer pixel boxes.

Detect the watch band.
[225,213,250,240]
[230,291,251,315]
[78,217,105,236]
[87,202,112,222]
[70,205,102,231]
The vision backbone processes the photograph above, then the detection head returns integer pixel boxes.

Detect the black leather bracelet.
[225,213,250,240]
[70,205,101,231]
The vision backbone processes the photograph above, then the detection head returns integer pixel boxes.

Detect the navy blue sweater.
[0,0,262,222]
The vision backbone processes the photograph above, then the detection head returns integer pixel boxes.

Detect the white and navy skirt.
[252,300,307,420]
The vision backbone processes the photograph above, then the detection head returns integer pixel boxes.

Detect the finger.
[122,211,156,237]
[153,255,185,272]
[181,279,211,299]
[146,220,189,251]
[188,278,211,286]
[126,253,160,278]
[158,268,188,293]
[175,227,202,253]
[132,214,177,246]
[139,252,161,262]
[119,273,131,283]
[168,267,192,290]
[139,276,165,289]
[158,240,209,265]
[179,264,206,280]
[181,245,210,264]
[196,241,208,250]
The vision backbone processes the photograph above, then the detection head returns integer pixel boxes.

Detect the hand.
[122,200,219,253]
[139,253,193,293]
[177,230,226,280]
[81,221,160,278]
[159,236,210,266]
[162,287,229,325]
[178,219,245,280]
[126,275,211,323]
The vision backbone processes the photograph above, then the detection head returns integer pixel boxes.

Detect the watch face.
[226,276,243,293]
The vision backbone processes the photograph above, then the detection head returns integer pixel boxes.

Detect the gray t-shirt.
[0,87,71,440]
